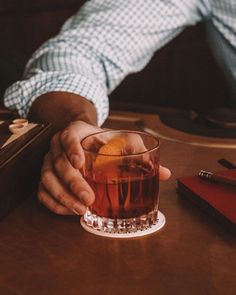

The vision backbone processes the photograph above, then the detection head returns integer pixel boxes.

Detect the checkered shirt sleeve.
[211,0,236,49]
[4,0,206,125]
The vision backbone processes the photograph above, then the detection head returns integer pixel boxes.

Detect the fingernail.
[79,191,90,205]
[73,202,85,215]
[71,155,80,168]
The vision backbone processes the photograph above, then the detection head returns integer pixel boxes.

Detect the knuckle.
[54,193,75,212]
[69,180,79,194]
[44,152,51,163]
[41,153,50,168]
[53,153,65,171]
[60,129,69,142]
[54,192,67,205]
[68,121,80,128]
[50,134,58,147]
[37,186,68,215]
[51,203,64,215]
[40,170,51,186]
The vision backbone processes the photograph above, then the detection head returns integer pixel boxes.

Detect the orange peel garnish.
[97,137,126,155]
[93,137,126,179]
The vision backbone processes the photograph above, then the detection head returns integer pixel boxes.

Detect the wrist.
[28,92,98,133]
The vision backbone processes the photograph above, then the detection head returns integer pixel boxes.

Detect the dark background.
[0,0,231,112]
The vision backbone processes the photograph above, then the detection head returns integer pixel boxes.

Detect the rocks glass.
[80,130,160,234]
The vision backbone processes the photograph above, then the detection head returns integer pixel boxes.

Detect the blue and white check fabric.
[4,0,236,126]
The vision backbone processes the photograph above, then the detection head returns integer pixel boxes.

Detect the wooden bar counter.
[0,111,235,295]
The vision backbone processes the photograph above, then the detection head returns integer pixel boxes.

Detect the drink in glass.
[81,130,160,233]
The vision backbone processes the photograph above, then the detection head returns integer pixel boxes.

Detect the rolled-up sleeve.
[4,0,205,126]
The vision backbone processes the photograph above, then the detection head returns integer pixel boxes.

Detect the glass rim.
[80,129,160,157]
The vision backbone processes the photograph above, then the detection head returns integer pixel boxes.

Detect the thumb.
[159,165,171,180]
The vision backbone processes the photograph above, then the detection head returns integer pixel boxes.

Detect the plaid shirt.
[4,0,236,126]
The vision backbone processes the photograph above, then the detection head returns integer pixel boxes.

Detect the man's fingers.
[159,165,171,180]
[49,128,96,207]
[45,147,95,207]
[60,121,101,169]
[40,169,87,215]
[59,128,85,169]
[53,154,95,206]
[40,154,90,213]
[125,133,147,153]
[50,132,75,167]
[38,184,74,215]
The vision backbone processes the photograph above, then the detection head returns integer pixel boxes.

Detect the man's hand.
[38,121,171,215]
[38,121,102,215]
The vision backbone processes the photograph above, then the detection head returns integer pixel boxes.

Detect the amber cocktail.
[81,130,160,233]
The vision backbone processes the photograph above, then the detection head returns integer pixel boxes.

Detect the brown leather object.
[177,169,236,231]
[0,122,51,220]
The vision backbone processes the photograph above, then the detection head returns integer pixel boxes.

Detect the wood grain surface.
[0,111,235,295]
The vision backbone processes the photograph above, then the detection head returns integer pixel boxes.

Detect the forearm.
[4,0,200,125]
[28,92,97,133]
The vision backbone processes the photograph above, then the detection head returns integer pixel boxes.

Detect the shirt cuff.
[4,71,109,126]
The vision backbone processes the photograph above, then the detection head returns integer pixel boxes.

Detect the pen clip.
[198,170,213,180]
[198,170,236,187]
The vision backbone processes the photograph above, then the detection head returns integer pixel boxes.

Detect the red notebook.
[177,169,236,231]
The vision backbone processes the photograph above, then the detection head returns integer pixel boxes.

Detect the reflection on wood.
[104,111,236,149]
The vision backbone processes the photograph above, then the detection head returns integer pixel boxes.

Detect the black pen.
[198,170,236,187]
